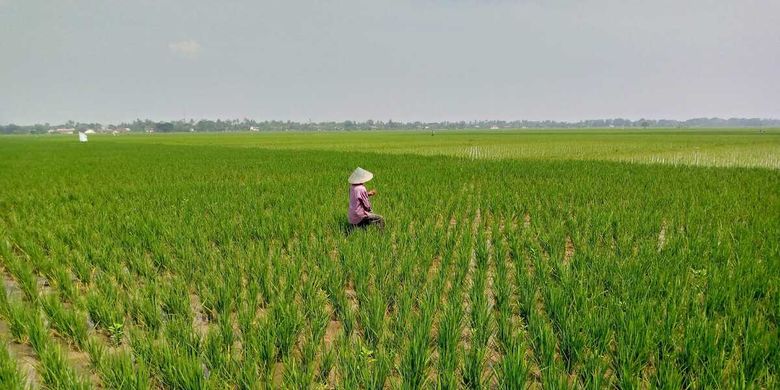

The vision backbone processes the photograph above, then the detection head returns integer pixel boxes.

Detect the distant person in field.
[348,167,385,229]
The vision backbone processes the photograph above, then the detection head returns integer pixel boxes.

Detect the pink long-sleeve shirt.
[348,184,372,224]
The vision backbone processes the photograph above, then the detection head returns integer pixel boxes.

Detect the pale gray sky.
[1,0,778,124]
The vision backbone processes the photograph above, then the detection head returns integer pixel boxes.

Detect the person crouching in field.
[348,167,385,229]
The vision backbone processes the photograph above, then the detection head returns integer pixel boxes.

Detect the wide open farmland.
[0,130,778,388]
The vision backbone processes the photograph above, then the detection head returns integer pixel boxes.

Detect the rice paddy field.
[0,128,778,389]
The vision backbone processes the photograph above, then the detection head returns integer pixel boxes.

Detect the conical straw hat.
[348,167,374,184]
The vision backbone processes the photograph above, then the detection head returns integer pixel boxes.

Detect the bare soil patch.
[564,236,575,265]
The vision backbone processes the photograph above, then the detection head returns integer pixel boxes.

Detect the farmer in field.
[348,167,385,229]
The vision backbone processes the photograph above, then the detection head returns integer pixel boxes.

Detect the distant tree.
[155,122,175,132]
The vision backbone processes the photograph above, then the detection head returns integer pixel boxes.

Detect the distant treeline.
[2,117,779,134]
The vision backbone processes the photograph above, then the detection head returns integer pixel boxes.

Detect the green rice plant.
[25,308,49,355]
[359,286,387,348]
[400,309,432,390]
[160,276,192,322]
[85,273,125,330]
[614,306,651,389]
[70,253,92,285]
[437,300,463,389]
[41,293,89,349]
[164,318,202,358]
[127,285,162,333]
[19,306,91,389]
[37,343,91,390]
[336,335,389,390]
[235,355,260,389]
[98,350,152,390]
[0,337,25,389]
[12,260,38,303]
[528,311,556,372]
[50,264,78,304]
[270,297,303,361]
[367,346,391,390]
[283,353,314,389]
[148,339,204,389]
[462,345,487,390]
[243,315,276,377]
[316,346,335,385]
[4,300,31,344]
[202,326,234,382]
[84,336,105,369]
[653,354,683,389]
[0,284,9,317]
[200,277,234,321]
[495,337,529,389]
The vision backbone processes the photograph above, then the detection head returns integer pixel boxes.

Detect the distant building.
[249,126,259,132]
[84,129,96,134]
[48,128,75,134]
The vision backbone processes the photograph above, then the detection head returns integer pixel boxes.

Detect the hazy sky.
[1,0,778,124]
